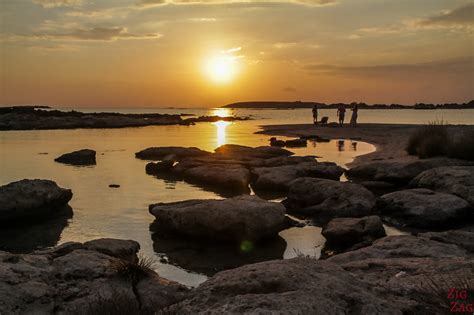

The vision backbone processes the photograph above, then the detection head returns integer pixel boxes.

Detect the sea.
[1,107,473,286]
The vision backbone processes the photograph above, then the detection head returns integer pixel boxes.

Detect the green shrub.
[406,120,449,158]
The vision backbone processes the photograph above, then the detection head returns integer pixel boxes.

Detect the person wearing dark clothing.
[337,105,346,127]
[312,104,318,125]
[350,104,359,126]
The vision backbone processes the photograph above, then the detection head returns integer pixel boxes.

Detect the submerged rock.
[0,179,73,225]
[346,158,474,185]
[284,178,376,223]
[149,195,286,243]
[135,147,210,160]
[410,166,474,206]
[251,161,344,191]
[54,149,96,165]
[322,216,386,255]
[0,239,189,314]
[378,188,471,229]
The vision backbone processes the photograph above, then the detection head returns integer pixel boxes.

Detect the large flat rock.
[346,158,474,185]
[149,195,286,243]
[322,215,386,254]
[0,239,188,314]
[411,166,474,206]
[378,188,471,229]
[251,161,344,191]
[135,146,210,160]
[284,178,376,223]
[0,179,73,225]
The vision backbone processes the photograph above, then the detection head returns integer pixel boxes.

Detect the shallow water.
[1,107,471,286]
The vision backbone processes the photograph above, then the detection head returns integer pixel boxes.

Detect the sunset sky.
[1,0,473,107]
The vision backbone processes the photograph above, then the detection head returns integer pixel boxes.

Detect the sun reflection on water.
[211,108,232,118]
[213,120,232,147]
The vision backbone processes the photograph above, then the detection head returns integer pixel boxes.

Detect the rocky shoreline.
[0,107,249,131]
[1,127,474,312]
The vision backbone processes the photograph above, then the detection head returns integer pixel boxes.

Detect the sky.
[0,0,473,107]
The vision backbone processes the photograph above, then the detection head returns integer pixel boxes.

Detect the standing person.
[337,104,346,127]
[312,104,318,125]
[350,103,358,127]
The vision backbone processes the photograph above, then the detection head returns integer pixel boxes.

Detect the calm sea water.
[1,108,472,286]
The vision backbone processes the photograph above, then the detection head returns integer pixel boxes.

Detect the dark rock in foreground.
[346,158,474,185]
[322,215,386,255]
[149,195,286,243]
[0,179,73,225]
[55,149,96,165]
[0,239,188,314]
[284,178,376,223]
[410,166,474,206]
[166,231,473,314]
[379,188,471,229]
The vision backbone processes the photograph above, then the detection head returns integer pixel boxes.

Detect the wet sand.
[258,123,474,167]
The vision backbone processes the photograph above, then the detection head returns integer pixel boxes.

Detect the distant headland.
[223,100,474,110]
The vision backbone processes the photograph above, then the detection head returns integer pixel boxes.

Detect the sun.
[205,56,236,83]
[204,49,241,84]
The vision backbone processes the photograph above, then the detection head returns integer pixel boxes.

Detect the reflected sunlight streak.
[213,120,232,147]
[211,108,232,118]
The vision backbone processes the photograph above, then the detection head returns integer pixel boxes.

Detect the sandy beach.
[259,123,474,167]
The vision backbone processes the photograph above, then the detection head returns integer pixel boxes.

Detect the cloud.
[32,0,83,8]
[419,3,474,27]
[304,57,474,78]
[137,0,336,7]
[2,27,161,42]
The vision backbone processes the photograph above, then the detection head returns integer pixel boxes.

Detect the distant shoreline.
[223,101,474,110]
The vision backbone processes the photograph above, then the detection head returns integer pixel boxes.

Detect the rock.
[149,195,286,243]
[0,179,73,225]
[55,149,96,165]
[251,162,344,191]
[284,138,307,147]
[359,181,397,195]
[346,158,474,185]
[164,258,419,314]
[135,147,210,160]
[326,233,473,314]
[284,178,376,223]
[214,144,293,160]
[378,188,471,229]
[182,164,251,192]
[109,184,120,188]
[322,216,386,254]
[269,137,285,147]
[84,238,140,262]
[419,230,474,253]
[410,166,474,206]
[146,160,175,174]
[0,239,188,314]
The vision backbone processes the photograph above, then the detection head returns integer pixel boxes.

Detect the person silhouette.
[350,103,358,127]
[312,104,318,125]
[337,104,346,127]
